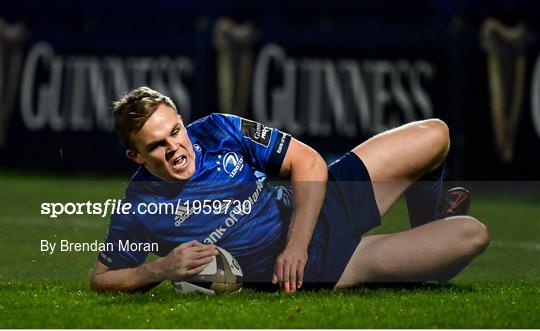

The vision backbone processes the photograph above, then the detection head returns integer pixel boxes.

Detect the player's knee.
[423,118,450,159]
[459,216,490,255]
[408,119,449,171]
[473,220,490,254]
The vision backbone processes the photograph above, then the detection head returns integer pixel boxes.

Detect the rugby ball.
[172,246,243,294]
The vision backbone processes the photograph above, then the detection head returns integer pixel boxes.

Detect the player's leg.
[335,216,490,287]
[352,118,449,217]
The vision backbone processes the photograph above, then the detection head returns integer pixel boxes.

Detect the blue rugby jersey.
[98,113,292,281]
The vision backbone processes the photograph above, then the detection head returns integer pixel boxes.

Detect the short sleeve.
[98,212,152,270]
[212,114,292,175]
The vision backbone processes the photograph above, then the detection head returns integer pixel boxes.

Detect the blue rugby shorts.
[302,151,381,289]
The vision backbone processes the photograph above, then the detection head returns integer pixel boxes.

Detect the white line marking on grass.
[491,241,540,251]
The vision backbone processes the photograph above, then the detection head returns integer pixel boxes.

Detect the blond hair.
[113,86,177,150]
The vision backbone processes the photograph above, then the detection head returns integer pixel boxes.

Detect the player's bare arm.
[90,241,218,292]
[272,138,327,293]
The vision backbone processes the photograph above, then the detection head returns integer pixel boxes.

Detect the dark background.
[1,0,539,179]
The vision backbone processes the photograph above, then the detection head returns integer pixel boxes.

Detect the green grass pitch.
[0,171,539,328]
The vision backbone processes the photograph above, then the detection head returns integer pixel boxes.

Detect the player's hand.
[272,244,308,293]
[159,240,218,281]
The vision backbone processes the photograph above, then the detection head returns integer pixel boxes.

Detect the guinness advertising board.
[0,2,538,179]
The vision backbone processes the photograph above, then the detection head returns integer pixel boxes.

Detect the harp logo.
[480,18,528,162]
[213,18,256,118]
[0,18,26,147]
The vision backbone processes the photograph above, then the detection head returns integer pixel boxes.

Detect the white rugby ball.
[172,246,243,295]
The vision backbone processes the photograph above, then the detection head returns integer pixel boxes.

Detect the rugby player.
[90,87,489,293]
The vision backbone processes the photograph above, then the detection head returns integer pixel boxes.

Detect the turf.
[0,172,539,328]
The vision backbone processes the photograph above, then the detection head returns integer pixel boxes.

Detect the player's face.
[127,104,196,181]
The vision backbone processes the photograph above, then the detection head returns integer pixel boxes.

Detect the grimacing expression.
[127,104,196,181]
